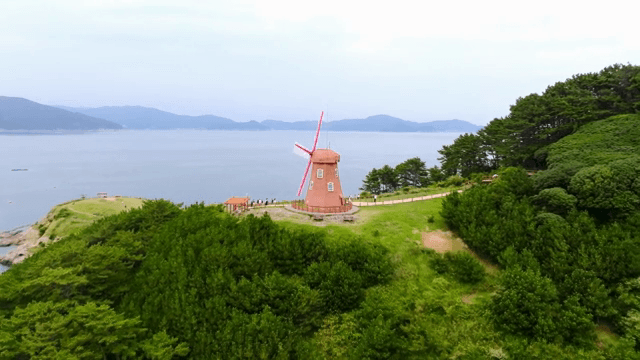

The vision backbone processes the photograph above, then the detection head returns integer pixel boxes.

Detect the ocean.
[0,245,17,273]
[0,130,461,231]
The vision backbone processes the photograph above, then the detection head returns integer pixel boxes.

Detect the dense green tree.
[329,238,392,288]
[532,161,585,192]
[532,187,577,216]
[360,168,382,194]
[491,268,558,339]
[210,308,298,360]
[438,133,489,177]
[378,165,399,192]
[430,252,486,284]
[395,157,428,187]
[569,159,640,218]
[438,64,640,175]
[491,268,594,343]
[427,165,446,183]
[304,261,365,313]
[0,301,187,359]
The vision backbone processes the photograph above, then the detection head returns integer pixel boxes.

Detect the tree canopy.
[438,64,640,174]
[0,201,392,359]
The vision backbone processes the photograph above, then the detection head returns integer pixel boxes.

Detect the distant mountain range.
[55,105,266,130]
[262,117,480,132]
[0,97,121,130]
[0,97,482,132]
[61,105,482,132]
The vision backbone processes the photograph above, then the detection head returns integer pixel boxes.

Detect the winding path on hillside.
[351,190,463,207]
[244,190,463,211]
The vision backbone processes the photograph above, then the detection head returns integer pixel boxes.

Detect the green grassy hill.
[37,197,144,239]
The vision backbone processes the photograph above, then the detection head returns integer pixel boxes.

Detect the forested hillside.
[438,64,640,175]
[0,201,392,358]
[439,63,640,355]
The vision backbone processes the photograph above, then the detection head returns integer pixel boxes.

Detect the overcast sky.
[1,0,638,124]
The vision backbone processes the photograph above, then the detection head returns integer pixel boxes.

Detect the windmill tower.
[293,111,349,212]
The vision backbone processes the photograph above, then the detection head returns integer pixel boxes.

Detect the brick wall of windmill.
[305,161,344,208]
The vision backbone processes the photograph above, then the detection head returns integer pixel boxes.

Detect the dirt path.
[421,230,466,253]
[352,190,462,207]
[422,230,500,276]
[243,207,367,227]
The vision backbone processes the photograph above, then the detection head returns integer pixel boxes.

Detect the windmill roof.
[311,149,340,163]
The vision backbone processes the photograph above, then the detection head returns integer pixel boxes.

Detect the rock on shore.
[0,227,50,267]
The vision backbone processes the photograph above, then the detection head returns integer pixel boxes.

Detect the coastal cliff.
[0,227,50,266]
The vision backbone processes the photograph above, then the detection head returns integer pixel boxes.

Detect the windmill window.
[317,169,323,179]
[335,168,339,177]
[309,181,314,190]
[328,182,334,192]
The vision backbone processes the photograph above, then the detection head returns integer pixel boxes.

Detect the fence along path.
[243,190,463,210]
[351,190,463,207]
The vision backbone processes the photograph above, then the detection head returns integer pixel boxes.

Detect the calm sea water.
[0,130,461,231]
[0,245,17,273]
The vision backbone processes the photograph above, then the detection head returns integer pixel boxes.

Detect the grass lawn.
[38,197,145,239]
[355,185,466,203]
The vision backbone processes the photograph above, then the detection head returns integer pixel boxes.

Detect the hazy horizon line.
[49,102,477,125]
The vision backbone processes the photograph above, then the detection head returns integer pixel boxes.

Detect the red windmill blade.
[295,111,324,197]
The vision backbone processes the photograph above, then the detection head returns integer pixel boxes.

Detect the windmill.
[293,111,348,212]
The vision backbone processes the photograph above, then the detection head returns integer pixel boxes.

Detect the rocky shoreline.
[0,226,50,268]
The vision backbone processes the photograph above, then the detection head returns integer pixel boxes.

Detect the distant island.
[0,96,482,132]
[0,97,121,130]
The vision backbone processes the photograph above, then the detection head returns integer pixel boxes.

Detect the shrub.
[330,239,393,288]
[304,261,364,313]
[470,172,486,184]
[531,187,577,215]
[429,252,485,284]
[38,225,47,236]
[360,191,371,198]
[427,215,435,223]
[54,208,73,220]
[532,161,585,192]
[493,167,534,197]
[491,268,560,339]
[445,175,464,187]
[445,252,485,284]
[429,254,449,274]
[568,158,640,218]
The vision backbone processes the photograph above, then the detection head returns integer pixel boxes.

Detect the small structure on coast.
[224,197,249,213]
[292,111,351,213]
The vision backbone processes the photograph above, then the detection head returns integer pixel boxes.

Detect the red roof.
[224,197,249,205]
[311,149,340,163]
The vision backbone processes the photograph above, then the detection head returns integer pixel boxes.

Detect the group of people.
[347,194,379,203]
[250,198,277,207]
